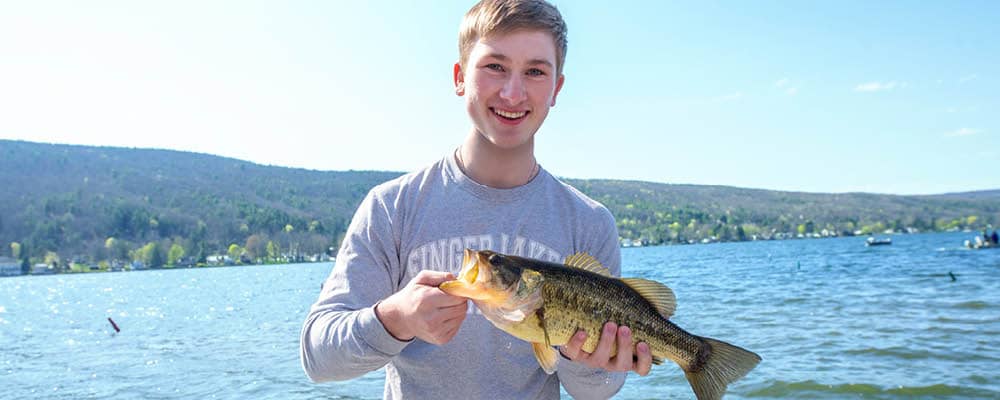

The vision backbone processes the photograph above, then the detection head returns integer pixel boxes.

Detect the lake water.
[2,231,999,399]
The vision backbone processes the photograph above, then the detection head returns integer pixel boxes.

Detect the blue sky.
[1,1,996,195]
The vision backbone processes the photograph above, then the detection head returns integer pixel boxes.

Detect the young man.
[300,1,652,398]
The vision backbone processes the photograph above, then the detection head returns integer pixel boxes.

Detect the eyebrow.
[483,53,554,68]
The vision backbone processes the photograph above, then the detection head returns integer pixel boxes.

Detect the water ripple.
[746,380,998,398]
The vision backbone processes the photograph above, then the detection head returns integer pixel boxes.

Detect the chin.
[484,132,534,150]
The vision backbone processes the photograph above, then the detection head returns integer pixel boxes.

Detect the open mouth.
[491,107,528,121]
[457,249,480,284]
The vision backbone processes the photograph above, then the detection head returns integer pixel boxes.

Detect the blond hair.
[458,0,568,75]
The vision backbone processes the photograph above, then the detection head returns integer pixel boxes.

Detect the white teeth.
[494,109,527,119]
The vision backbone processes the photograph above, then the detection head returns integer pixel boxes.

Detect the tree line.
[2,140,998,273]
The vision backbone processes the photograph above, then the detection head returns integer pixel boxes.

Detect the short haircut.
[458,0,568,75]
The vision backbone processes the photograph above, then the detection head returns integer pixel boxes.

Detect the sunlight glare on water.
[1,231,998,399]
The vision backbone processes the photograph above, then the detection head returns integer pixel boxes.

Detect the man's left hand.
[558,321,653,376]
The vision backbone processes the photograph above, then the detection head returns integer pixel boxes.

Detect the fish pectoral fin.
[531,342,559,375]
[563,252,611,276]
[622,278,677,318]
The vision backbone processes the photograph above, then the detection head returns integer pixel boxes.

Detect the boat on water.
[965,237,998,250]
[865,237,892,246]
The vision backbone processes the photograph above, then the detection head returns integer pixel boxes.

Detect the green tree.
[149,243,165,268]
[308,220,323,233]
[266,241,280,262]
[228,244,243,264]
[106,237,131,262]
[17,242,31,274]
[167,243,185,266]
[44,251,60,268]
[134,242,164,268]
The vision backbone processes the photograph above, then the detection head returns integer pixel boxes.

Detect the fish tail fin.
[683,337,761,400]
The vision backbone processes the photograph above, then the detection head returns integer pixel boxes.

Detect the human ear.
[550,74,565,106]
[453,62,465,96]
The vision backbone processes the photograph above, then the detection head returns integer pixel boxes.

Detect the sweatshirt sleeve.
[300,189,409,382]
[557,206,627,399]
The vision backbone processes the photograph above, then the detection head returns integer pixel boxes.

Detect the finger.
[442,324,461,343]
[634,342,653,376]
[441,299,470,314]
[560,330,587,360]
[590,322,618,364]
[612,326,634,371]
[426,291,470,310]
[412,270,456,286]
[439,306,468,326]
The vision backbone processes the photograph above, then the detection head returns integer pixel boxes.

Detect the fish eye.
[488,253,503,266]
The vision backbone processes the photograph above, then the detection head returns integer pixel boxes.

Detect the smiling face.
[454,29,565,151]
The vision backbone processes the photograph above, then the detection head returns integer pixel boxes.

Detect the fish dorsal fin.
[622,278,676,318]
[563,253,610,276]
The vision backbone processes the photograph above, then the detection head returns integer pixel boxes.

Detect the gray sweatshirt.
[300,154,626,399]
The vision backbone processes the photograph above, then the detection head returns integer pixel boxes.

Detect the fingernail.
[576,331,586,340]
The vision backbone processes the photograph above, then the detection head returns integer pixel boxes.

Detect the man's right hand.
[374,270,469,345]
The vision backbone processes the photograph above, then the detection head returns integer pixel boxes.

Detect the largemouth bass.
[440,249,760,400]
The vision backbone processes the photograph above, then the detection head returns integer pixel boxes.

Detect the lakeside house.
[206,255,234,266]
[31,263,57,275]
[0,257,21,276]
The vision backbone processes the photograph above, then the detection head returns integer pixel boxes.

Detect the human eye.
[526,68,546,77]
[484,63,505,72]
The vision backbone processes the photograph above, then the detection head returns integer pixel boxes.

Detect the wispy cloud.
[944,128,981,137]
[774,78,798,95]
[959,74,978,83]
[854,81,906,92]
[714,92,743,102]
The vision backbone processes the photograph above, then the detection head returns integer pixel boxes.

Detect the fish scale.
[535,259,701,369]
[440,249,761,400]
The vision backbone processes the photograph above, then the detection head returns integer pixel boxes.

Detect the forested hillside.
[571,180,999,245]
[1,140,400,269]
[2,140,997,271]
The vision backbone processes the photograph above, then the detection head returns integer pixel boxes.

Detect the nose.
[500,74,527,105]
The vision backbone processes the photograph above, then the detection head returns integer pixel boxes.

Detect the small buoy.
[108,317,121,333]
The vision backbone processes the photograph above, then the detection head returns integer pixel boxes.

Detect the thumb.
[412,270,456,287]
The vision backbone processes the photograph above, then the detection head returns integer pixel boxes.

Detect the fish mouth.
[455,248,480,284]
[440,249,490,299]
[438,249,501,301]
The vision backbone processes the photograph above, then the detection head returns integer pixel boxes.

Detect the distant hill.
[0,140,400,266]
[1,139,997,267]
[568,179,999,244]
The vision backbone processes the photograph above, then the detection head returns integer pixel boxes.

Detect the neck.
[456,135,538,189]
